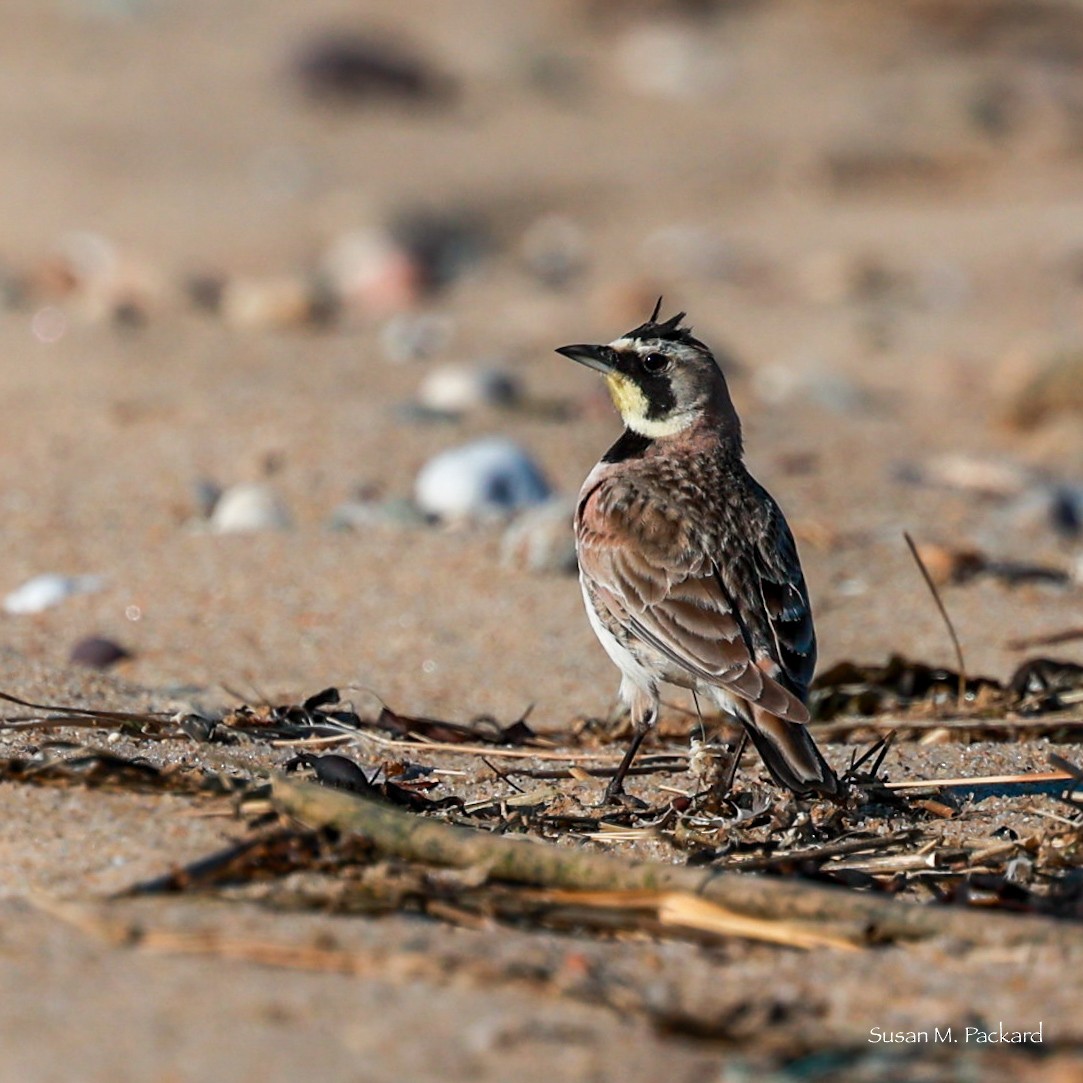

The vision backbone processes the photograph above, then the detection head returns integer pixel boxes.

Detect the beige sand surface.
[3,2,1083,1079]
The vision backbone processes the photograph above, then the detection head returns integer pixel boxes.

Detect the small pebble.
[3,573,105,615]
[500,497,578,574]
[379,312,454,362]
[210,483,293,533]
[328,497,428,530]
[321,229,424,315]
[293,33,452,106]
[390,209,488,293]
[69,636,131,670]
[519,214,586,289]
[911,453,1032,499]
[30,231,165,324]
[614,22,731,100]
[994,483,1083,542]
[752,363,869,414]
[638,225,748,282]
[416,364,522,415]
[414,438,551,523]
[997,348,1083,431]
[219,276,333,329]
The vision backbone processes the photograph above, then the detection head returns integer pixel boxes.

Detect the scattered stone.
[796,249,908,306]
[192,477,223,520]
[752,364,870,414]
[3,573,105,615]
[390,208,489,294]
[916,541,1070,590]
[996,484,1083,542]
[638,225,767,286]
[321,229,425,316]
[293,32,453,107]
[913,542,986,587]
[614,22,732,100]
[328,497,428,531]
[219,276,335,329]
[379,312,454,363]
[519,214,587,289]
[32,231,165,324]
[69,635,131,670]
[898,453,1032,499]
[322,212,483,315]
[209,483,293,533]
[416,364,522,416]
[997,349,1083,431]
[414,438,551,523]
[500,497,578,575]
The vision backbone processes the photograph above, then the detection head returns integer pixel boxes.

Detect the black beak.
[555,343,617,374]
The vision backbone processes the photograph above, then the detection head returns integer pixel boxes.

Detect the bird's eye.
[642,352,669,374]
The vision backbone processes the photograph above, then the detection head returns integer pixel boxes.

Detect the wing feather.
[576,475,811,723]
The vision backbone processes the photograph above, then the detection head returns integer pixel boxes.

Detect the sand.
[2,1,1083,1079]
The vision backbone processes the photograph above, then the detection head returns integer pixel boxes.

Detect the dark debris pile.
[4,666,1083,932]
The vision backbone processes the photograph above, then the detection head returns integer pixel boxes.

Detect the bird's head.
[556,301,741,445]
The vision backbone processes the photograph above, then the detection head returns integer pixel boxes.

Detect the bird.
[556,300,840,803]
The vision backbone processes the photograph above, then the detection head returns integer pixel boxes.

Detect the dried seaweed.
[0,743,248,796]
[9,680,1083,946]
[265,777,1083,950]
[810,653,1083,724]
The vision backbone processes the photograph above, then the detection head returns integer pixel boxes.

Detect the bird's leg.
[603,697,656,803]
[714,727,748,799]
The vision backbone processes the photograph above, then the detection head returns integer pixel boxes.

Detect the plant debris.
[811,653,1083,725]
[6,679,1083,951]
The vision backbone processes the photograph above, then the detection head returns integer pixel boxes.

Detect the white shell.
[414,438,550,523]
[417,364,521,414]
[500,497,578,574]
[3,573,105,615]
[210,483,293,533]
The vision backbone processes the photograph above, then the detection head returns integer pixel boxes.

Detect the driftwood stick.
[274,777,1083,951]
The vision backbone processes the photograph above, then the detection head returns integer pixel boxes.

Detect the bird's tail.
[742,707,841,797]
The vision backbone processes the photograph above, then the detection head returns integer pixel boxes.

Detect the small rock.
[638,225,750,282]
[328,497,428,530]
[192,477,223,520]
[414,438,551,523]
[390,208,489,294]
[219,276,334,329]
[796,249,907,306]
[519,214,586,289]
[902,453,1032,499]
[416,364,522,415]
[614,22,732,100]
[34,231,165,325]
[321,229,425,315]
[997,483,1083,541]
[913,542,986,587]
[210,483,293,533]
[379,312,454,362]
[3,573,105,615]
[293,33,453,106]
[69,636,131,670]
[997,348,1083,431]
[752,364,870,414]
[500,497,578,574]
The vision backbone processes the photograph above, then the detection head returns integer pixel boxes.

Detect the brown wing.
[748,482,817,702]
[576,474,810,723]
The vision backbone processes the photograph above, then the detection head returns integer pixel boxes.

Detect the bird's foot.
[600,781,648,809]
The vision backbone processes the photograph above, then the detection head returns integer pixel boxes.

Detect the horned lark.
[557,302,840,802]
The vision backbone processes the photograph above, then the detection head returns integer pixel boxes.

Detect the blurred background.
[2,0,1082,722]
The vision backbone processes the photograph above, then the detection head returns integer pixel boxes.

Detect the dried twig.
[273,776,1083,951]
[904,531,968,702]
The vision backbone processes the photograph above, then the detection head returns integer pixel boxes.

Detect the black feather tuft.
[623,303,706,350]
